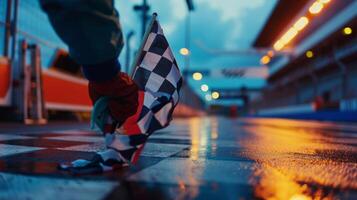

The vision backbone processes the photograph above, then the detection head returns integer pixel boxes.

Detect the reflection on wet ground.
[240,119,357,200]
[0,117,356,199]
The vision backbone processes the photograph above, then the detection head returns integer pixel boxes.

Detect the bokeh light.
[205,94,212,101]
[211,91,220,99]
[180,48,190,56]
[260,55,271,65]
[343,27,352,35]
[306,50,314,58]
[192,72,203,81]
[201,84,209,92]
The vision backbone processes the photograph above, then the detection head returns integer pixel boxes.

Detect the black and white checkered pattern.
[132,20,182,135]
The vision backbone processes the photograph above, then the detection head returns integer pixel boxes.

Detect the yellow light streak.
[318,0,330,4]
[281,27,298,45]
[293,17,309,31]
[309,2,324,14]
[274,40,284,51]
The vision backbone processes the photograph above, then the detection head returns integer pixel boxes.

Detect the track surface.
[0,117,356,199]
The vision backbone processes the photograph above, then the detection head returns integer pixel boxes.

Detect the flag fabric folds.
[121,17,182,136]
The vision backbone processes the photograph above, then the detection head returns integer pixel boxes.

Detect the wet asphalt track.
[0,117,356,200]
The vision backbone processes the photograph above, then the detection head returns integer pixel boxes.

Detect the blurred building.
[251,0,357,119]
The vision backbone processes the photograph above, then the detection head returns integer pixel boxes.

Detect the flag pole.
[130,13,158,77]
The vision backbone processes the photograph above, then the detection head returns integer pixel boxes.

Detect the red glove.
[88,72,139,126]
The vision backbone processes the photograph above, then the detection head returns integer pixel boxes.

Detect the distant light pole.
[133,0,150,37]
[180,13,191,83]
[125,31,135,73]
[4,0,12,57]
[185,0,195,11]
[185,13,191,76]
[182,0,194,81]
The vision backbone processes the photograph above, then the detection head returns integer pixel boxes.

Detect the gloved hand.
[88,72,139,127]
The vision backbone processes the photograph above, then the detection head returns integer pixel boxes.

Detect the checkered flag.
[121,15,182,136]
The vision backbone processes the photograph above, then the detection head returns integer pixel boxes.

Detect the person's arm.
[40,0,124,81]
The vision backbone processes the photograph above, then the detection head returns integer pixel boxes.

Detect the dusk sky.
[115,0,277,104]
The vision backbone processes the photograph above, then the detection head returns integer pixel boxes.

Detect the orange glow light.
[260,55,271,65]
[267,50,274,57]
[309,2,324,14]
[273,0,330,51]
[290,194,312,200]
[293,17,309,31]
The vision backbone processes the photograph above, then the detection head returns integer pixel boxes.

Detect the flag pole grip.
[130,13,158,77]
